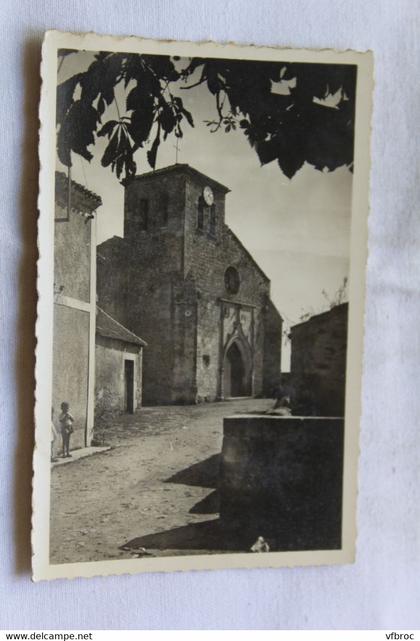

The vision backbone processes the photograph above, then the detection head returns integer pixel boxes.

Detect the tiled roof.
[96,307,147,347]
[55,171,102,213]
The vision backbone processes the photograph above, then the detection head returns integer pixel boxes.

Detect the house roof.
[126,163,231,194]
[291,302,348,332]
[96,307,147,347]
[55,171,102,213]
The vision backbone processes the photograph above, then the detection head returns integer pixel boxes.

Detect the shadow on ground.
[121,518,247,554]
[121,450,342,555]
[189,489,220,514]
[165,453,221,514]
[122,453,233,553]
[165,453,220,489]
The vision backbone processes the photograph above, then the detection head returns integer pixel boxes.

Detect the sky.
[57,51,352,369]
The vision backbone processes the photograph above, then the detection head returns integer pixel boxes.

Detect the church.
[97,164,282,405]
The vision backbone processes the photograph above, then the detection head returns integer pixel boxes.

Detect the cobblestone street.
[50,398,272,564]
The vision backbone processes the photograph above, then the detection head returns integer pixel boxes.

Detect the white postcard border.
[33,30,373,581]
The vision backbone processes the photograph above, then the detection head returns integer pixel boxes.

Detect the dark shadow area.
[121,518,242,553]
[14,36,43,574]
[219,417,344,551]
[189,489,220,514]
[121,513,341,555]
[165,453,220,489]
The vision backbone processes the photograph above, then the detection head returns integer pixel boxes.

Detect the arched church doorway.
[223,341,252,398]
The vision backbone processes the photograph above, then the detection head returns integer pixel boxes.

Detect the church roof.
[127,163,231,194]
[96,306,147,347]
[225,226,271,284]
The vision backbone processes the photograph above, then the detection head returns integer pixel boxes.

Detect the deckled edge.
[350,49,376,564]
[32,31,51,583]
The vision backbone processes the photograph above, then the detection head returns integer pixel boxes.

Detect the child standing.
[59,401,74,458]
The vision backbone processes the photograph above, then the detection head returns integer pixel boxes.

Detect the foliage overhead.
[56,50,357,181]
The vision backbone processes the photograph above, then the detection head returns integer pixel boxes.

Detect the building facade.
[53,171,101,450]
[290,303,348,416]
[97,164,282,405]
[95,306,146,417]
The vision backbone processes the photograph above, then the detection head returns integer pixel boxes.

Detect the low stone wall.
[219,415,344,551]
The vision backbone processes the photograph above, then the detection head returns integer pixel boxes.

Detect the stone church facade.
[97,164,282,405]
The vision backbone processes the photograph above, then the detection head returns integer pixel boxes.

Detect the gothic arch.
[222,335,253,398]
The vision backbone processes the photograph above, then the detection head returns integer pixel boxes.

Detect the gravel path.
[50,398,272,564]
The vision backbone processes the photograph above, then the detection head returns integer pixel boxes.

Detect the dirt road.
[50,398,272,564]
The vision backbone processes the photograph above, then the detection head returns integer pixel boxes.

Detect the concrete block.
[219,415,344,550]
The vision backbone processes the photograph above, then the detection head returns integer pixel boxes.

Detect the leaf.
[56,73,83,124]
[101,130,120,167]
[159,102,176,136]
[147,126,160,169]
[115,155,125,179]
[255,139,278,165]
[98,120,118,139]
[82,53,125,106]
[126,86,141,112]
[57,123,72,166]
[97,97,106,117]
[206,65,222,95]
[277,153,305,179]
[57,100,98,166]
[128,94,155,148]
[57,53,356,181]
[79,62,102,103]
[181,106,194,127]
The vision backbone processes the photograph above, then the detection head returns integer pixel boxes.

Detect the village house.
[97,164,283,405]
[53,171,101,451]
[53,172,147,455]
[95,306,146,416]
[290,303,348,416]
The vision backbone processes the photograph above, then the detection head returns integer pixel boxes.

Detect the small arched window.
[225,266,240,294]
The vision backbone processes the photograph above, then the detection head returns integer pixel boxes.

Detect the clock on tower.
[203,185,214,206]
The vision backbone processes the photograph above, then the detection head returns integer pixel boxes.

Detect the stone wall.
[53,175,98,452]
[195,296,223,401]
[170,275,199,403]
[263,298,283,396]
[97,237,177,404]
[52,305,90,452]
[124,172,185,275]
[290,303,348,416]
[54,192,94,303]
[219,415,344,551]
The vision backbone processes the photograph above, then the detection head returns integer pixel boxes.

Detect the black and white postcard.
[33,31,373,580]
